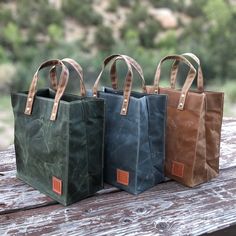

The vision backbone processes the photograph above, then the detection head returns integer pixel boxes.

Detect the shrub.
[2,22,23,59]
[107,0,119,12]
[150,0,185,12]
[95,25,115,51]
[0,63,16,92]
[37,5,63,31]
[16,0,63,31]
[3,22,22,45]
[118,0,133,7]
[222,81,236,103]
[47,24,63,44]
[157,30,177,49]
[183,0,206,17]
[127,4,148,25]
[0,8,13,26]
[120,4,149,42]
[139,19,159,48]
[0,46,8,62]
[62,0,102,26]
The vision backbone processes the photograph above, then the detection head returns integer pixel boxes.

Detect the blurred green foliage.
[118,0,134,7]
[62,0,103,26]
[107,0,119,12]
[0,0,235,102]
[95,25,115,51]
[0,0,235,148]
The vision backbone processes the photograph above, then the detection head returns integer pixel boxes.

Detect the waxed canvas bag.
[91,54,167,194]
[146,53,224,187]
[11,58,105,206]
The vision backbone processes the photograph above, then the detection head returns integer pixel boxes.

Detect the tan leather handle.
[109,55,146,91]
[24,59,69,121]
[154,55,197,110]
[93,54,135,115]
[170,52,204,91]
[49,58,86,96]
[109,55,146,92]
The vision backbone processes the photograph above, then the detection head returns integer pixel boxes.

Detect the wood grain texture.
[0,145,15,172]
[0,118,235,236]
[219,118,236,169]
[0,145,56,213]
[0,169,55,214]
[1,168,236,236]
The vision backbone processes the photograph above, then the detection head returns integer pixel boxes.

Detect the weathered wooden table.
[0,118,236,236]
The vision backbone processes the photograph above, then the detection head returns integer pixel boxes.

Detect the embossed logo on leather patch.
[52,176,62,195]
[172,161,184,178]
[117,169,129,186]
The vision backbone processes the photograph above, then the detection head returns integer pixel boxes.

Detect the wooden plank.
[0,118,235,235]
[0,170,119,215]
[204,223,236,236]
[0,169,56,214]
[0,145,58,213]
[0,168,119,214]
[0,147,118,213]
[0,145,15,172]
[219,118,236,169]
[0,118,235,216]
[1,167,236,236]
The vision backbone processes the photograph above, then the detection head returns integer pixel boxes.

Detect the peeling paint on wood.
[0,118,236,236]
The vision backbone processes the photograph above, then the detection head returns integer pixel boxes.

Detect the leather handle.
[170,53,204,92]
[49,58,86,96]
[24,59,69,121]
[93,54,135,115]
[109,55,146,92]
[154,55,197,110]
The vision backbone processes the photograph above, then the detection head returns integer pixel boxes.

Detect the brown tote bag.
[146,54,224,187]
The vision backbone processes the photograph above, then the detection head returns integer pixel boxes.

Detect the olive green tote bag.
[11,58,105,206]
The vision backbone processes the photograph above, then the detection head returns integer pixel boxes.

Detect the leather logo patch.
[172,161,184,178]
[52,176,62,195]
[117,169,129,186]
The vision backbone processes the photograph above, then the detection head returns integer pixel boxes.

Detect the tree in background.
[0,0,235,92]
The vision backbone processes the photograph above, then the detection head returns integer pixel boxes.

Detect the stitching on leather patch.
[117,169,129,186]
[52,176,62,195]
[172,161,184,178]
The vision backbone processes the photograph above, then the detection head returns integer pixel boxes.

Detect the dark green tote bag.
[11,58,105,206]
[91,54,167,194]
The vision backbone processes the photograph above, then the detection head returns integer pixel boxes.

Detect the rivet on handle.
[178,103,184,110]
